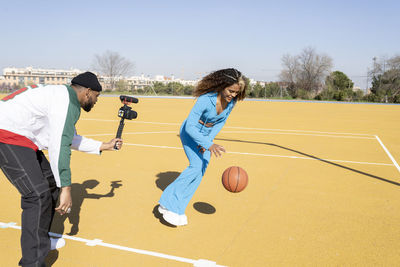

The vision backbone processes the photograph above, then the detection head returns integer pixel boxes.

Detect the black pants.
[0,143,59,267]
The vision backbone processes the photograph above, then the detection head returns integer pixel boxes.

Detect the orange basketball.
[222,166,248,193]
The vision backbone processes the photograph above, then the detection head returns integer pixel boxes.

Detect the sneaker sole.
[158,205,167,214]
[50,238,66,250]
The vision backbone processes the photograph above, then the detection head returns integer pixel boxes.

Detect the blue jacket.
[182,92,236,150]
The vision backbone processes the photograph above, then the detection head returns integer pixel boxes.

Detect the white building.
[1,67,83,88]
[126,74,153,90]
[1,67,247,91]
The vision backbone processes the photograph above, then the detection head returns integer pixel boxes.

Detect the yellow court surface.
[1,95,400,266]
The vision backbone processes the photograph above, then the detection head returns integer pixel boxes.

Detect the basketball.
[222,166,248,193]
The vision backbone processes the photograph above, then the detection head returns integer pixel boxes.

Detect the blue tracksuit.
[159,92,236,215]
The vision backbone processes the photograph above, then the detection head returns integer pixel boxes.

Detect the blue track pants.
[159,127,210,215]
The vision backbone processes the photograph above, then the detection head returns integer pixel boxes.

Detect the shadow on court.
[45,250,58,267]
[154,171,217,226]
[154,171,180,227]
[46,179,122,265]
[155,171,180,191]
[50,179,123,236]
[152,205,177,228]
[216,137,400,186]
[193,202,216,214]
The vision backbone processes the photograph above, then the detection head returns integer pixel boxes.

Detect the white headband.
[223,74,238,81]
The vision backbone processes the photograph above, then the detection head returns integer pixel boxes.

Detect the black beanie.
[71,72,102,92]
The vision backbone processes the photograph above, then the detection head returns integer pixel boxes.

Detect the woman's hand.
[209,143,226,157]
[55,186,72,215]
[100,138,123,151]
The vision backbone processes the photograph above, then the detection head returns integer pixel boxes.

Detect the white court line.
[0,222,224,267]
[83,130,373,140]
[221,131,376,139]
[224,126,375,136]
[82,118,180,126]
[124,143,393,166]
[82,119,399,169]
[84,131,177,137]
[375,135,400,174]
[81,118,374,137]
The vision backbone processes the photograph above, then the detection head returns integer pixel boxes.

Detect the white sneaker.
[158,204,188,226]
[163,211,188,226]
[158,205,168,215]
[179,214,188,226]
[50,237,65,250]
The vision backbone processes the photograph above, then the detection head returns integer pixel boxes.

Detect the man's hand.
[209,143,226,157]
[55,186,72,215]
[100,138,123,151]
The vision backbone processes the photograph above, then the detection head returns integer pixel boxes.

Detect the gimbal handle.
[114,117,125,150]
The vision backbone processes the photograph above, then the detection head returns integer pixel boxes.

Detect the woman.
[158,68,248,226]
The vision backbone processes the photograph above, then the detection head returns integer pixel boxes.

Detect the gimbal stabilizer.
[114,95,138,150]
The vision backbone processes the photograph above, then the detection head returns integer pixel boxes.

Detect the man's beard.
[82,101,94,112]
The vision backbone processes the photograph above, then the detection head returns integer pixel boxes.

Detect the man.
[0,72,122,267]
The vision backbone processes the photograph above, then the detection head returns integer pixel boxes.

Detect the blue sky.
[1,0,399,88]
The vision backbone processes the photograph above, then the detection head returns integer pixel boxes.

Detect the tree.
[368,55,400,103]
[280,47,333,98]
[166,82,184,95]
[265,82,283,98]
[326,71,354,91]
[250,83,264,98]
[93,50,134,91]
[280,54,298,98]
[115,79,130,92]
[183,85,194,95]
[280,55,299,86]
[298,47,333,93]
[152,82,167,95]
[316,71,355,101]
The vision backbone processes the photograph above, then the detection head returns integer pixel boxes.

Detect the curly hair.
[193,68,247,101]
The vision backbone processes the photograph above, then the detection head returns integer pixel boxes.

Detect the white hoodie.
[0,84,101,187]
